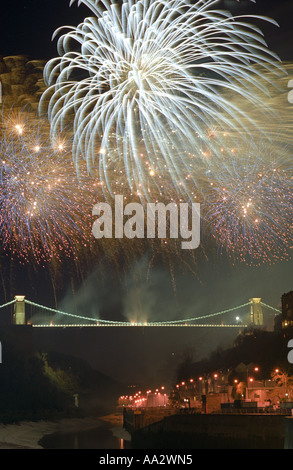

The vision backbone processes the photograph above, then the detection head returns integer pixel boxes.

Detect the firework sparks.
[202,139,293,265]
[40,0,282,201]
[0,107,96,265]
[0,107,201,283]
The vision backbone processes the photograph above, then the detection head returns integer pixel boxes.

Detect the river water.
[39,422,132,449]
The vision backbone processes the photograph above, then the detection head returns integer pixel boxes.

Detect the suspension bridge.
[0,296,281,329]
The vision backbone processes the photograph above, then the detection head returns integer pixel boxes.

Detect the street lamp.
[246,366,259,400]
[213,373,218,393]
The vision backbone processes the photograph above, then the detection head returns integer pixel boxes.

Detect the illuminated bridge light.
[0,298,280,329]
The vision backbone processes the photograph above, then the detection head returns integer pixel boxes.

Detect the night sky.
[1,0,293,61]
[0,0,293,388]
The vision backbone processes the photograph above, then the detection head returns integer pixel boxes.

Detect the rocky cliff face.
[0,55,46,111]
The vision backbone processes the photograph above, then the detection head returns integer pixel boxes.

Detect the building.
[282,291,293,329]
[246,380,277,404]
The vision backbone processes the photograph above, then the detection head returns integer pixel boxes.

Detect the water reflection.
[40,423,131,450]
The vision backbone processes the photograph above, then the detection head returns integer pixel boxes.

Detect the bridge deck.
[31,323,247,328]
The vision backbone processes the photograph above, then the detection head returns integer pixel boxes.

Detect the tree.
[269,368,293,402]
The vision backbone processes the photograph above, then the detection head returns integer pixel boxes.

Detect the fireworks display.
[0,104,203,293]
[202,138,293,265]
[0,107,96,265]
[40,0,282,201]
[0,0,290,277]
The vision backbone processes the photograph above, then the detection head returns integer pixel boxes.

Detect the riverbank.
[0,412,125,449]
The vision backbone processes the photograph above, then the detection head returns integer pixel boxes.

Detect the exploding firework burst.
[0,106,202,290]
[202,139,293,265]
[0,107,97,265]
[40,0,282,201]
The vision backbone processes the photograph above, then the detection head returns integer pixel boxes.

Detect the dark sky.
[0,0,292,387]
[0,0,293,61]
[0,0,88,59]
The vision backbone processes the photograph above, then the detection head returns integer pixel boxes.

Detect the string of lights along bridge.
[2,296,281,329]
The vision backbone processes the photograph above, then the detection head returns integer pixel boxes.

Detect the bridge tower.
[250,298,263,326]
[13,295,26,325]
